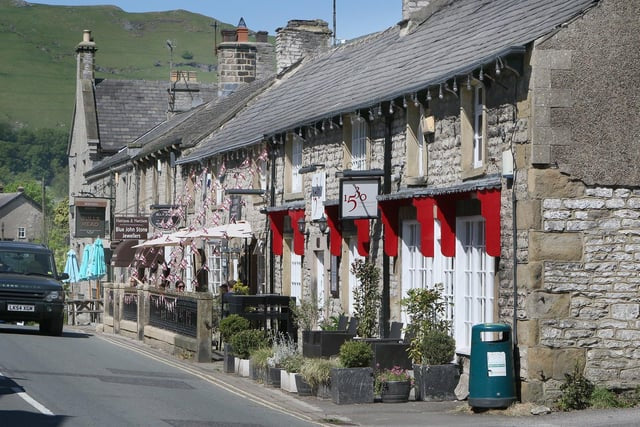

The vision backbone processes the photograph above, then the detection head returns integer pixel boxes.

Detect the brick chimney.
[275,20,331,75]
[76,29,97,80]
[217,18,276,98]
[402,0,432,20]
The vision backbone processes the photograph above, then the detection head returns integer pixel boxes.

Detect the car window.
[0,251,54,276]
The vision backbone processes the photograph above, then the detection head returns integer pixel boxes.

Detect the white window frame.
[207,240,225,294]
[454,216,494,354]
[351,116,367,171]
[473,86,484,169]
[17,227,26,239]
[291,137,302,193]
[400,220,454,326]
[290,251,302,304]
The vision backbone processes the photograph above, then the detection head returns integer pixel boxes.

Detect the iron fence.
[148,293,197,337]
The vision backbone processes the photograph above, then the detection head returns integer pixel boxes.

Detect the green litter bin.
[469,323,516,408]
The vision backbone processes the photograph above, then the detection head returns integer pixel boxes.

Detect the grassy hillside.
[0,0,257,129]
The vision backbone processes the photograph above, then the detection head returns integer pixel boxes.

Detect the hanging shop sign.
[114,216,149,240]
[150,205,181,230]
[339,178,379,219]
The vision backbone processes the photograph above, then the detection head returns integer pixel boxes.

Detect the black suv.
[0,241,68,335]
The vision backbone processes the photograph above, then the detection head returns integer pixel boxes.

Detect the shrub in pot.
[219,314,250,373]
[280,353,304,393]
[300,357,339,398]
[266,333,298,387]
[402,285,459,401]
[230,329,268,377]
[330,340,374,405]
[249,346,272,382]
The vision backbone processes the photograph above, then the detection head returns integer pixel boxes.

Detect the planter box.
[295,373,313,396]
[236,358,250,377]
[267,366,282,387]
[302,330,355,358]
[249,360,266,382]
[280,370,298,393]
[330,367,374,405]
[316,383,331,399]
[223,344,235,374]
[413,363,459,401]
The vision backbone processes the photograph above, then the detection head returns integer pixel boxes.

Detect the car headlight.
[45,291,64,302]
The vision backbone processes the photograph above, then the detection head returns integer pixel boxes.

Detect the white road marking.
[0,371,54,416]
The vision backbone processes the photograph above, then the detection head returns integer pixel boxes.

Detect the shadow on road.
[0,410,69,426]
[0,324,92,338]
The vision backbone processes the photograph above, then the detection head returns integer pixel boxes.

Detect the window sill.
[284,192,304,202]
[406,176,428,186]
[461,166,486,180]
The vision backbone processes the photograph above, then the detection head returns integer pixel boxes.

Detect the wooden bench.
[67,299,103,325]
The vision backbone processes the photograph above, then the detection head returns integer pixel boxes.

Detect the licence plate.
[7,304,35,312]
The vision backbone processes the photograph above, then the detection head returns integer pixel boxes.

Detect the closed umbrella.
[63,249,80,283]
[78,245,92,281]
[89,238,106,280]
[90,238,107,300]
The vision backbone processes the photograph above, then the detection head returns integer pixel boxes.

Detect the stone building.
[70,0,640,403]
[174,0,639,403]
[0,188,43,242]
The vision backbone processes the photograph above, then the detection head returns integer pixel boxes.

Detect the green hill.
[0,0,255,129]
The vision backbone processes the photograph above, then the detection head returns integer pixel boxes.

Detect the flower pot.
[295,373,313,396]
[381,380,411,403]
[249,361,265,382]
[330,367,374,405]
[237,358,250,377]
[413,363,459,401]
[223,343,235,374]
[267,366,282,387]
[280,370,298,393]
[315,382,331,399]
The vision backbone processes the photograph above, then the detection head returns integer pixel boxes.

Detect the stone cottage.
[174,0,639,403]
[0,187,43,242]
[70,0,639,403]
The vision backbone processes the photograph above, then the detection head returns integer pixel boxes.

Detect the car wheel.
[48,317,63,336]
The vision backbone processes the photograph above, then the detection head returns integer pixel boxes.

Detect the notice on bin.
[487,351,507,377]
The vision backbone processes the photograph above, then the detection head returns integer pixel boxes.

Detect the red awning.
[325,205,342,257]
[477,188,501,257]
[268,211,286,256]
[379,199,409,257]
[354,219,370,257]
[288,209,305,256]
[413,197,436,257]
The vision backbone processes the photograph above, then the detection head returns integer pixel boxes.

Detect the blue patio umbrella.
[89,238,106,280]
[78,244,92,281]
[62,249,80,283]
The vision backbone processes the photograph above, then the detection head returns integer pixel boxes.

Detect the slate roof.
[0,192,40,213]
[85,77,273,177]
[94,79,170,152]
[178,0,597,164]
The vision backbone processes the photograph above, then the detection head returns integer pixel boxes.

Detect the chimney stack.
[402,0,432,21]
[275,20,331,75]
[76,29,97,81]
[217,18,276,98]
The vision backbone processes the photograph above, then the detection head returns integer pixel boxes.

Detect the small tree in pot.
[401,284,458,401]
[330,340,375,404]
[351,259,380,338]
[219,314,250,373]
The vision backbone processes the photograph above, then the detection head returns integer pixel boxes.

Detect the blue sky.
[35,0,403,41]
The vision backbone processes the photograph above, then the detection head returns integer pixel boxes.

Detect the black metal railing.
[108,290,114,317]
[122,292,138,322]
[148,293,197,337]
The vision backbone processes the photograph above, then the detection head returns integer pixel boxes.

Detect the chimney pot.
[83,29,91,43]
[256,31,268,43]
[17,186,24,193]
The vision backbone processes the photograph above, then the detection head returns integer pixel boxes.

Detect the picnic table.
[66,298,103,325]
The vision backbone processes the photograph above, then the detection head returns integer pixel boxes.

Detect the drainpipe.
[381,107,393,338]
[269,141,277,294]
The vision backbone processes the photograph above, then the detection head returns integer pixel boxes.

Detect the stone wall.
[520,181,640,400]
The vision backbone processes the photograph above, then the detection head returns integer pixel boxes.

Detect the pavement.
[75,324,640,427]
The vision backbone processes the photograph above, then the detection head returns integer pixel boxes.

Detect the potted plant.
[230,328,268,377]
[330,340,375,404]
[402,285,458,401]
[375,365,413,403]
[351,259,380,338]
[300,357,339,398]
[280,352,304,393]
[249,346,272,382]
[219,314,250,373]
[266,333,297,387]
